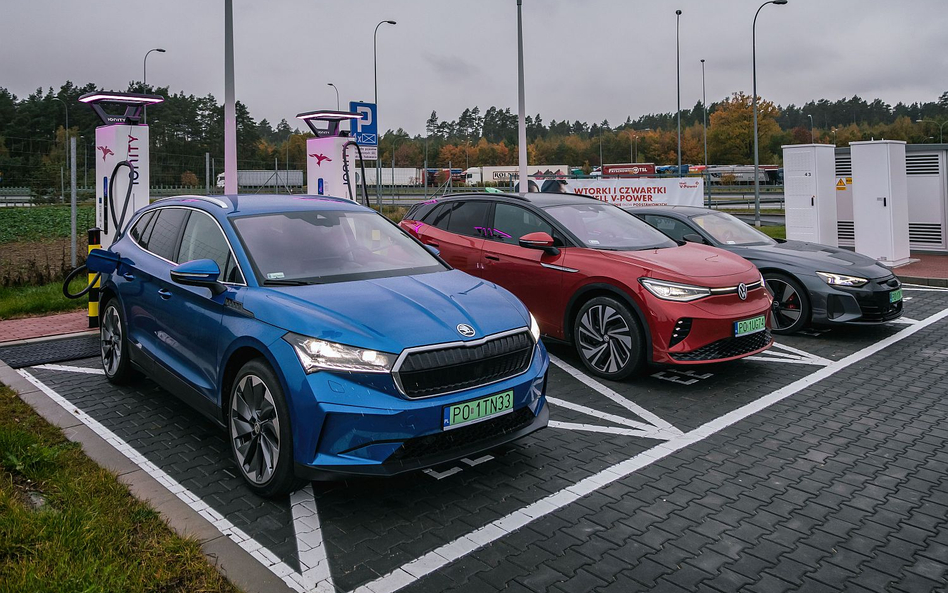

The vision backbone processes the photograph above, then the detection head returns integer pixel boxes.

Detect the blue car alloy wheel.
[87,194,549,496]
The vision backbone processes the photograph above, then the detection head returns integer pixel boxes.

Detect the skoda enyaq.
[87,194,549,496]
[400,193,774,380]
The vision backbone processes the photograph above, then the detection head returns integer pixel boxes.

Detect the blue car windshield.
[232,210,446,285]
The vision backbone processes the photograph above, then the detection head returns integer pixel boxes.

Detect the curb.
[900,275,948,287]
[0,357,294,593]
[0,329,98,348]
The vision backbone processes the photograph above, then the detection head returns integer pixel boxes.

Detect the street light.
[675,9,682,177]
[143,48,166,124]
[917,119,948,144]
[752,0,788,228]
[631,128,650,162]
[517,0,528,191]
[701,59,710,207]
[374,19,396,207]
[831,128,837,145]
[327,83,340,111]
[53,96,69,174]
[807,114,814,143]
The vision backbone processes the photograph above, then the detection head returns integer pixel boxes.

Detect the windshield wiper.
[262,279,313,286]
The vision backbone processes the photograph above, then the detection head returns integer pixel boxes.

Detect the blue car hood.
[243,270,530,354]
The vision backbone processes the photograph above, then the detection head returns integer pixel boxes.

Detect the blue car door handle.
[157,288,172,300]
[122,272,135,281]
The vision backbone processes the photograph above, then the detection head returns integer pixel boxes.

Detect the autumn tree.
[708,92,781,164]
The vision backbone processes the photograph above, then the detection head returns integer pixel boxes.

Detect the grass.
[760,225,787,240]
[0,383,240,593]
[0,205,95,245]
[0,277,90,320]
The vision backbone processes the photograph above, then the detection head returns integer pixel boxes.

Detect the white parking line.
[745,342,833,366]
[546,396,657,433]
[353,306,948,593]
[548,354,681,435]
[291,484,335,592]
[33,363,105,375]
[16,369,309,593]
[548,420,659,439]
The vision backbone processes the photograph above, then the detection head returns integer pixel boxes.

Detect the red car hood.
[597,243,758,285]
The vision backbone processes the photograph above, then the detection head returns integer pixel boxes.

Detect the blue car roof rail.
[152,195,229,209]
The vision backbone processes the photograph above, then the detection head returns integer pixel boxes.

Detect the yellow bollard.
[88,228,101,328]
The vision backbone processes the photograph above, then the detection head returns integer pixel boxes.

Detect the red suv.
[400,193,773,380]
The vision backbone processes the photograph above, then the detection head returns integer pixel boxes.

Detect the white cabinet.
[782,144,838,245]
[850,140,911,266]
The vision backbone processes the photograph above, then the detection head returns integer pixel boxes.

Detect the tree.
[708,92,781,164]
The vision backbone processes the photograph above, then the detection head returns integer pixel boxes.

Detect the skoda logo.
[457,323,476,338]
[737,282,748,301]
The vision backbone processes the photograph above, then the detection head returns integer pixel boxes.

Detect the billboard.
[564,178,704,208]
[601,163,656,177]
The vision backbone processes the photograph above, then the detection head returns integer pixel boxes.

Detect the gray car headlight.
[285,333,397,374]
[639,278,711,302]
[816,271,869,287]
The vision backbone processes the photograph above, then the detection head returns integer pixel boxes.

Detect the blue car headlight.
[816,271,869,287]
[285,332,397,374]
[530,313,541,342]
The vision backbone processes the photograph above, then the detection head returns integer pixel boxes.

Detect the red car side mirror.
[519,232,559,255]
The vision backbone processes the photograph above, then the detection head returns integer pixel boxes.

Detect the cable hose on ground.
[62,265,101,299]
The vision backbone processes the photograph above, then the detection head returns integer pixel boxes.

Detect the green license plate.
[889,288,903,303]
[734,315,767,337]
[443,390,514,431]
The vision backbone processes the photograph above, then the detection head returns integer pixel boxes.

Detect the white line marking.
[422,467,462,480]
[33,363,105,375]
[891,317,919,324]
[549,420,656,439]
[16,369,307,593]
[548,354,681,435]
[461,455,493,467]
[546,396,654,432]
[354,306,948,593]
[902,284,948,291]
[745,342,832,366]
[291,484,335,592]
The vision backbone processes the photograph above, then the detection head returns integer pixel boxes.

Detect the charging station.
[850,140,912,266]
[782,144,838,246]
[79,92,164,248]
[296,110,368,203]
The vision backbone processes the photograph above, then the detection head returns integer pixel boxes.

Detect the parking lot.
[2,284,947,593]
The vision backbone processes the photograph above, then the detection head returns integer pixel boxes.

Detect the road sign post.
[349,101,378,203]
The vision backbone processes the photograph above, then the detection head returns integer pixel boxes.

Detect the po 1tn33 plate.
[443,390,514,431]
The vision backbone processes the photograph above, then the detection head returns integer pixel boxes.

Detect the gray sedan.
[633,206,903,334]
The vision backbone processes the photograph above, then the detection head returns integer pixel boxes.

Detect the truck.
[216,170,304,188]
[463,165,570,186]
[353,167,425,187]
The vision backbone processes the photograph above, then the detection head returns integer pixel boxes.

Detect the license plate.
[889,288,903,303]
[443,390,514,431]
[734,315,767,337]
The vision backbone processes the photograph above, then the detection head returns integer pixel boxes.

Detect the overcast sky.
[3,0,947,135]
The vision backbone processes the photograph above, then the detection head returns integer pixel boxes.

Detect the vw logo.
[457,323,476,338]
[737,283,748,301]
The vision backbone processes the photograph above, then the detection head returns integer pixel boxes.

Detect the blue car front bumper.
[275,338,550,480]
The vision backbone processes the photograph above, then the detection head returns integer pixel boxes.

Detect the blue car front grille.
[394,330,534,398]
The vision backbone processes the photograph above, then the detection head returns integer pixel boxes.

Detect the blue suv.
[88,194,549,496]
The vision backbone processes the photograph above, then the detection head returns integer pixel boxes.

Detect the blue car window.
[143,208,189,261]
[232,210,447,285]
[177,210,244,284]
[129,211,155,245]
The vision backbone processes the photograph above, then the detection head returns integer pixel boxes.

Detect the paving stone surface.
[3,286,946,593]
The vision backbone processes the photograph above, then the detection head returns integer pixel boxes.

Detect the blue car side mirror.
[86,248,121,274]
[170,259,226,296]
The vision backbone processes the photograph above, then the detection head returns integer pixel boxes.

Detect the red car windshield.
[543,203,677,251]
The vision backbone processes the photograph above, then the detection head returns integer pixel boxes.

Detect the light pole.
[143,48,166,124]
[631,128,650,162]
[327,83,340,111]
[223,0,237,194]
[374,19,396,207]
[807,114,814,143]
[517,0,529,191]
[53,96,69,174]
[917,119,948,144]
[599,126,604,169]
[701,59,710,207]
[675,9,682,177]
[752,0,788,227]
[831,128,837,145]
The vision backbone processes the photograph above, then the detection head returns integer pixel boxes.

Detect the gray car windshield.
[690,211,776,246]
[232,210,446,284]
[543,203,677,250]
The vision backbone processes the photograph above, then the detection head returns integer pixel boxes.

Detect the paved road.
[4,285,946,593]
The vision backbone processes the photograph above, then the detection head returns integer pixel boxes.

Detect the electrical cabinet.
[850,140,911,266]
[782,144,837,246]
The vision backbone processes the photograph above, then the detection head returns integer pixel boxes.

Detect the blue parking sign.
[349,101,377,146]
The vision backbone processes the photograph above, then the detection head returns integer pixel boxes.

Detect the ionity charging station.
[296,110,369,204]
[782,144,838,246]
[850,140,912,266]
[79,92,165,248]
